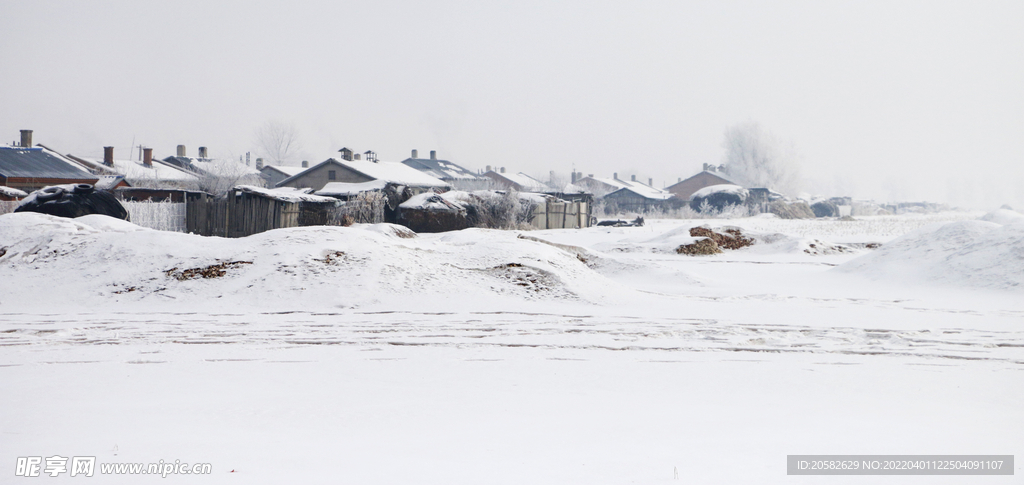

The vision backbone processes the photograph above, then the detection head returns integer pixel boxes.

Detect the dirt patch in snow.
[165,261,253,281]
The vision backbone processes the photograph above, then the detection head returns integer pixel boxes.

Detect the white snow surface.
[1,211,1021,484]
[0,185,28,197]
[336,158,449,187]
[836,218,1024,291]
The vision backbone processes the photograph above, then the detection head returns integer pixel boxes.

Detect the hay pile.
[689,226,755,250]
[768,200,814,219]
[675,237,722,255]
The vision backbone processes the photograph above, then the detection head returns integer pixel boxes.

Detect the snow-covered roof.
[0,185,28,197]
[488,171,553,192]
[235,185,340,204]
[334,159,449,187]
[399,191,466,211]
[164,156,262,176]
[402,158,483,180]
[80,157,198,183]
[582,177,633,191]
[691,184,748,200]
[316,180,390,197]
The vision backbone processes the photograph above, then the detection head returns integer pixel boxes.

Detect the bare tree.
[721,122,801,195]
[191,159,264,196]
[253,120,300,164]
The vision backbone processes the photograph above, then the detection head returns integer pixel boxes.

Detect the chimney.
[256,158,264,170]
[500,167,506,174]
[631,174,636,182]
[411,149,418,159]
[20,130,32,148]
[176,145,186,157]
[648,177,653,186]
[301,160,309,168]
[678,177,681,182]
[354,153,361,160]
[571,172,577,183]
[198,146,208,158]
[613,172,618,180]
[430,150,436,160]
[143,148,153,167]
[486,165,491,172]
[103,146,114,166]
[588,174,593,178]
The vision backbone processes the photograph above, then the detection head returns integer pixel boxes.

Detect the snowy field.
[1,210,1022,483]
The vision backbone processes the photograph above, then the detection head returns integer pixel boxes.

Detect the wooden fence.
[185,190,337,238]
[530,199,590,229]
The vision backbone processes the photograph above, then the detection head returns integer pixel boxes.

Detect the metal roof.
[0,146,97,180]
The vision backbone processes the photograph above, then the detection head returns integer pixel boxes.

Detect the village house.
[482,168,553,192]
[602,178,676,213]
[275,151,449,193]
[0,130,101,193]
[259,163,306,188]
[666,164,737,201]
[68,146,199,190]
[400,149,486,186]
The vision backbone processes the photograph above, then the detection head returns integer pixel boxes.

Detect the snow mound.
[835,220,1024,291]
[0,213,630,312]
[978,209,1024,226]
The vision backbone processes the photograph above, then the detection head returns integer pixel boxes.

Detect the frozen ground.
[1,211,1021,483]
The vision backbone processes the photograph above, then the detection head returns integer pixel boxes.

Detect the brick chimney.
[143,148,153,167]
[198,146,208,158]
[176,145,186,157]
[411,149,418,159]
[613,172,618,180]
[430,150,436,160]
[103,146,114,166]
[301,160,309,168]
[631,174,636,182]
[20,130,32,148]
[500,167,506,174]
[648,177,653,186]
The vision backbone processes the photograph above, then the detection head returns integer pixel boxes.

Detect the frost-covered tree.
[721,122,800,195]
[253,120,300,164]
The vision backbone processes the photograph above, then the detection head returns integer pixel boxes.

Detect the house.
[400,149,485,184]
[666,165,737,201]
[482,169,552,192]
[574,173,637,197]
[276,156,448,193]
[162,147,263,195]
[602,180,675,213]
[259,164,306,188]
[0,130,100,192]
[69,146,198,190]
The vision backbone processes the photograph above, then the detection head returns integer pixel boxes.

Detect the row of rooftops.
[1,129,743,202]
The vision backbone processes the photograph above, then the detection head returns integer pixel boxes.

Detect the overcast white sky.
[2,0,1022,208]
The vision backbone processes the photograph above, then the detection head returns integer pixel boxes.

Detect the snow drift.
[0,213,630,312]
[836,217,1024,291]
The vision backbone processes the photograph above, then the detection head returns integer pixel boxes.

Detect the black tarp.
[15,184,129,220]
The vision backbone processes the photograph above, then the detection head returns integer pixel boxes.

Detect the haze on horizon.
[2,0,1022,209]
